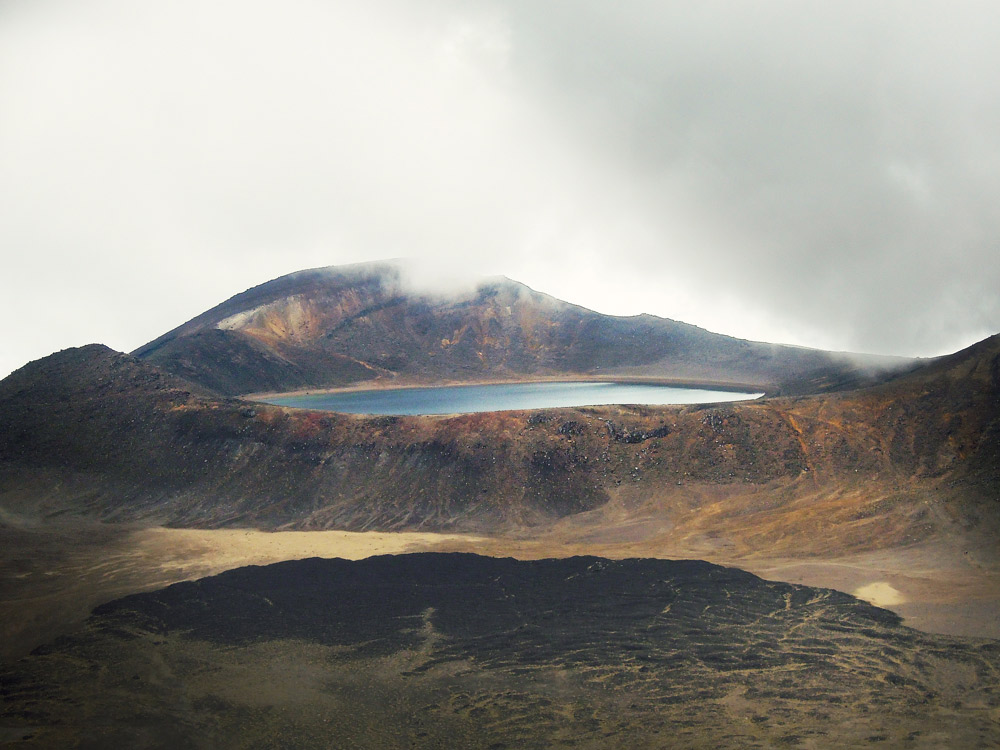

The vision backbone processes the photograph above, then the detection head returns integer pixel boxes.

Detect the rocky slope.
[2,554,997,748]
[0,334,996,553]
[132,261,913,396]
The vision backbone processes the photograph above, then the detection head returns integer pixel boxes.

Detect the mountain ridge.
[132,261,916,397]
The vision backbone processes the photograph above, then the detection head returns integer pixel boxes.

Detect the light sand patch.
[853,581,906,607]
[0,524,486,662]
[136,528,487,579]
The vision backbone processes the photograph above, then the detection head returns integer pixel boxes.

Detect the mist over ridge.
[130,260,917,399]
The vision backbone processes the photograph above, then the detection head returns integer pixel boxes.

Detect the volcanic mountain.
[132,261,912,397]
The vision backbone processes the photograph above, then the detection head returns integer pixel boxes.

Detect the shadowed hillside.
[132,262,913,396]
[1,335,996,553]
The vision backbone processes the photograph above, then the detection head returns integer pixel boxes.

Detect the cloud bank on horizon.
[2,0,999,378]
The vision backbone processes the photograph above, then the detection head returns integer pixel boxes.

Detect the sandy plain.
[0,523,481,663]
[2,520,996,665]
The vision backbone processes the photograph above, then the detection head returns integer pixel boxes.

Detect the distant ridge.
[132,261,915,397]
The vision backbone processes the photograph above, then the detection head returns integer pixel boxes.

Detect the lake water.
[260,381,762,416]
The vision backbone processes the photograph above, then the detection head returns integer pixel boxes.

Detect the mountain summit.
[133,261,912,396]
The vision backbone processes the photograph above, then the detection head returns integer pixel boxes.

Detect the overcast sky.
[2,0,999,378]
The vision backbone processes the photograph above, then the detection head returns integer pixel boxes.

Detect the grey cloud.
[486,0,1000,355]
[1,0,998,378]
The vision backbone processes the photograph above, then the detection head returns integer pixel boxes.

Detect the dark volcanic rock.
[604,419,671,443]
[1,554,998,748]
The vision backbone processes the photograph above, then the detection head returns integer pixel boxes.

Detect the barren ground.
[7,553,997,749]
[2,520,996,665]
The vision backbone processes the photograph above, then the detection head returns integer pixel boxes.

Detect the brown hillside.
[1,336,996,556]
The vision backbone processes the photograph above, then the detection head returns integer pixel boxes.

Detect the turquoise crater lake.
[260,381,763,416]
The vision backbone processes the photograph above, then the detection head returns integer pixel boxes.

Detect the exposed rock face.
[0,335,997,552]
[132,262,913,396]
[2,554,997,748]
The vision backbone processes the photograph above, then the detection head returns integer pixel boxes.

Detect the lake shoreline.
[252,379,764,416]
[245,374,768,401]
